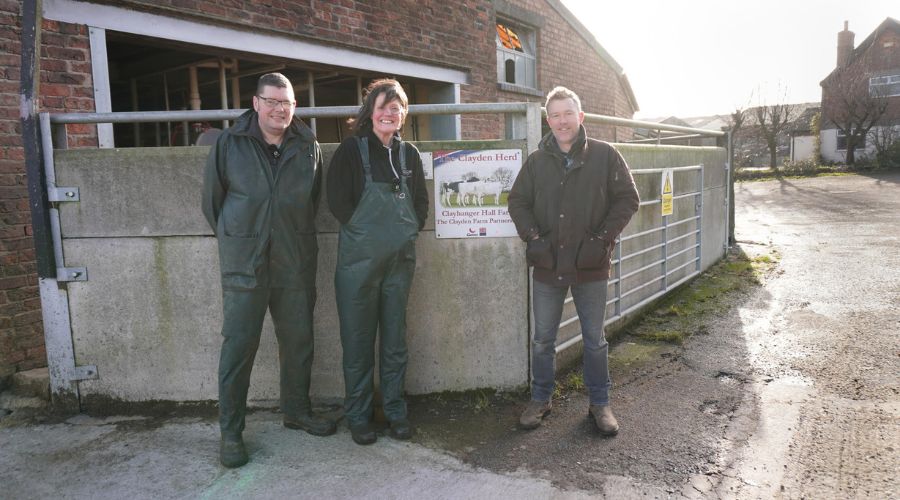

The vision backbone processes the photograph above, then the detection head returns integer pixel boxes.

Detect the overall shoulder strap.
[398,141,408,187]
[355,136,373,182]
[399,141,407,169]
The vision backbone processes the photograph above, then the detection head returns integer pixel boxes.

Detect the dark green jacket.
[202,109,323,290]
[508,126,639,285]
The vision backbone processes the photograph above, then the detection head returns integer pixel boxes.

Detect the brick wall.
[82,0,633,139]
[1,0,97,380]
[1,0,41,380]
[0,0,635,379]
[494,0,636,141]
[822,23,900,129]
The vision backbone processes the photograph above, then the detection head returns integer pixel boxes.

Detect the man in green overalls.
[202,73,335,468]
[327,79,428,445]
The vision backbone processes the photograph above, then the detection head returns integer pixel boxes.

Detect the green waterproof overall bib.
[335,137,419,427]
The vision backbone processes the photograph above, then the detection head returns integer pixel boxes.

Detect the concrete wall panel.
[64,232,527,403]
[55,142,726,404]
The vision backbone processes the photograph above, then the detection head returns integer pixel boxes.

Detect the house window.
[496,21,537,90]
[869,73,900,97]
[836,129,866,150]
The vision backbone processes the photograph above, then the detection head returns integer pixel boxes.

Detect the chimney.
[837,20,855,67]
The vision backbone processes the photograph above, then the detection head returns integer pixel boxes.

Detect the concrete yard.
[2,171,898,499]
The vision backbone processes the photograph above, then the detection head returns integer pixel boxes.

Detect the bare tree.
[753,89,798,169]
[867,122,899,157]
[822,68,890,164]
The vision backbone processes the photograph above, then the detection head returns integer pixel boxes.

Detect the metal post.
[163,73,171,146]
[614,240,622,317]
[188,65,201,110]
[662,212,668,291]
[219,58,229,129]
[525,102,541,154]
[698,164,704,271]
[38,113,97,409]
[307,72,317,134]
[130,78,140,146]
[230,59,241,110]
[88,26,114,148]
[726,130,734,248]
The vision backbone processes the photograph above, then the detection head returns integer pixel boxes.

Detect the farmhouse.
[820,17,900,163]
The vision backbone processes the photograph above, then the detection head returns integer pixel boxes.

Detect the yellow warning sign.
[661,169,674,216]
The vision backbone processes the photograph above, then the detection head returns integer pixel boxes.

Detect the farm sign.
[433,149,523,239]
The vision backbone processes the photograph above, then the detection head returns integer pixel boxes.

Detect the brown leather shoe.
[283,412,337,436]
[518,400,552,430]
[589,405,619,436]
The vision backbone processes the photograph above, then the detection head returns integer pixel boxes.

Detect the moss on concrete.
[628,247,778,345]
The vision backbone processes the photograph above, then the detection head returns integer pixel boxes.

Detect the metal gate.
[555,164,704,354]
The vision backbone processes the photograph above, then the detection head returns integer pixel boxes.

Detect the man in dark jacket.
[202,73,334,468]
[508,86,640,436]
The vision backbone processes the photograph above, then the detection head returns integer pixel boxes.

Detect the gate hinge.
[57,267,88,282]
[48,187,80,202]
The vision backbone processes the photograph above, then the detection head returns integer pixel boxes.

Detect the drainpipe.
[20,0,55,278]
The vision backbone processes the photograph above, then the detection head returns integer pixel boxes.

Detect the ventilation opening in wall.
[100,31,436,146]
[495,22,536,89]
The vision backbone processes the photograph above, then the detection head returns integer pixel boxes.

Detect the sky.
[561,0,900,119]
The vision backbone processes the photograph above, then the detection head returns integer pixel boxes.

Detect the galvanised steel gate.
[556,164,704,354]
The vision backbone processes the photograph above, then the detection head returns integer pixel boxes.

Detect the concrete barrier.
[53,141,726,406]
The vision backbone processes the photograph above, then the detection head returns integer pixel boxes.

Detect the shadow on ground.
[407,245,778,493]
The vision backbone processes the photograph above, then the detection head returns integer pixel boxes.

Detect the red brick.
[40,83,72,97]
[0,237,34,252]
[12,309,42,327]
[15,332,44,349]
[0,276,28,292]
[4,349,24,364]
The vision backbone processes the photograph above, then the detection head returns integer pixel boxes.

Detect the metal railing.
[40,104,722,394]
[555,165,704,354]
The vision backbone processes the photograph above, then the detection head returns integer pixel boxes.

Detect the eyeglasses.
[256,96,295,109]
[380,106,404,116]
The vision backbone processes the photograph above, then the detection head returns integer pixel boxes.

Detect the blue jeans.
[531,279,610,406]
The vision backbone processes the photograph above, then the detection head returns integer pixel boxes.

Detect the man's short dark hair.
[257,73,292,95]
[545,86,582,112]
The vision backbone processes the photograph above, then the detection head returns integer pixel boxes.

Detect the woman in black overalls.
[326,79,428,445]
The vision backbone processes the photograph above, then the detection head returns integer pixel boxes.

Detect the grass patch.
[470,388,494,413]
[552,370,587,399]
[733,163,878,182]
[629,247,778,344]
